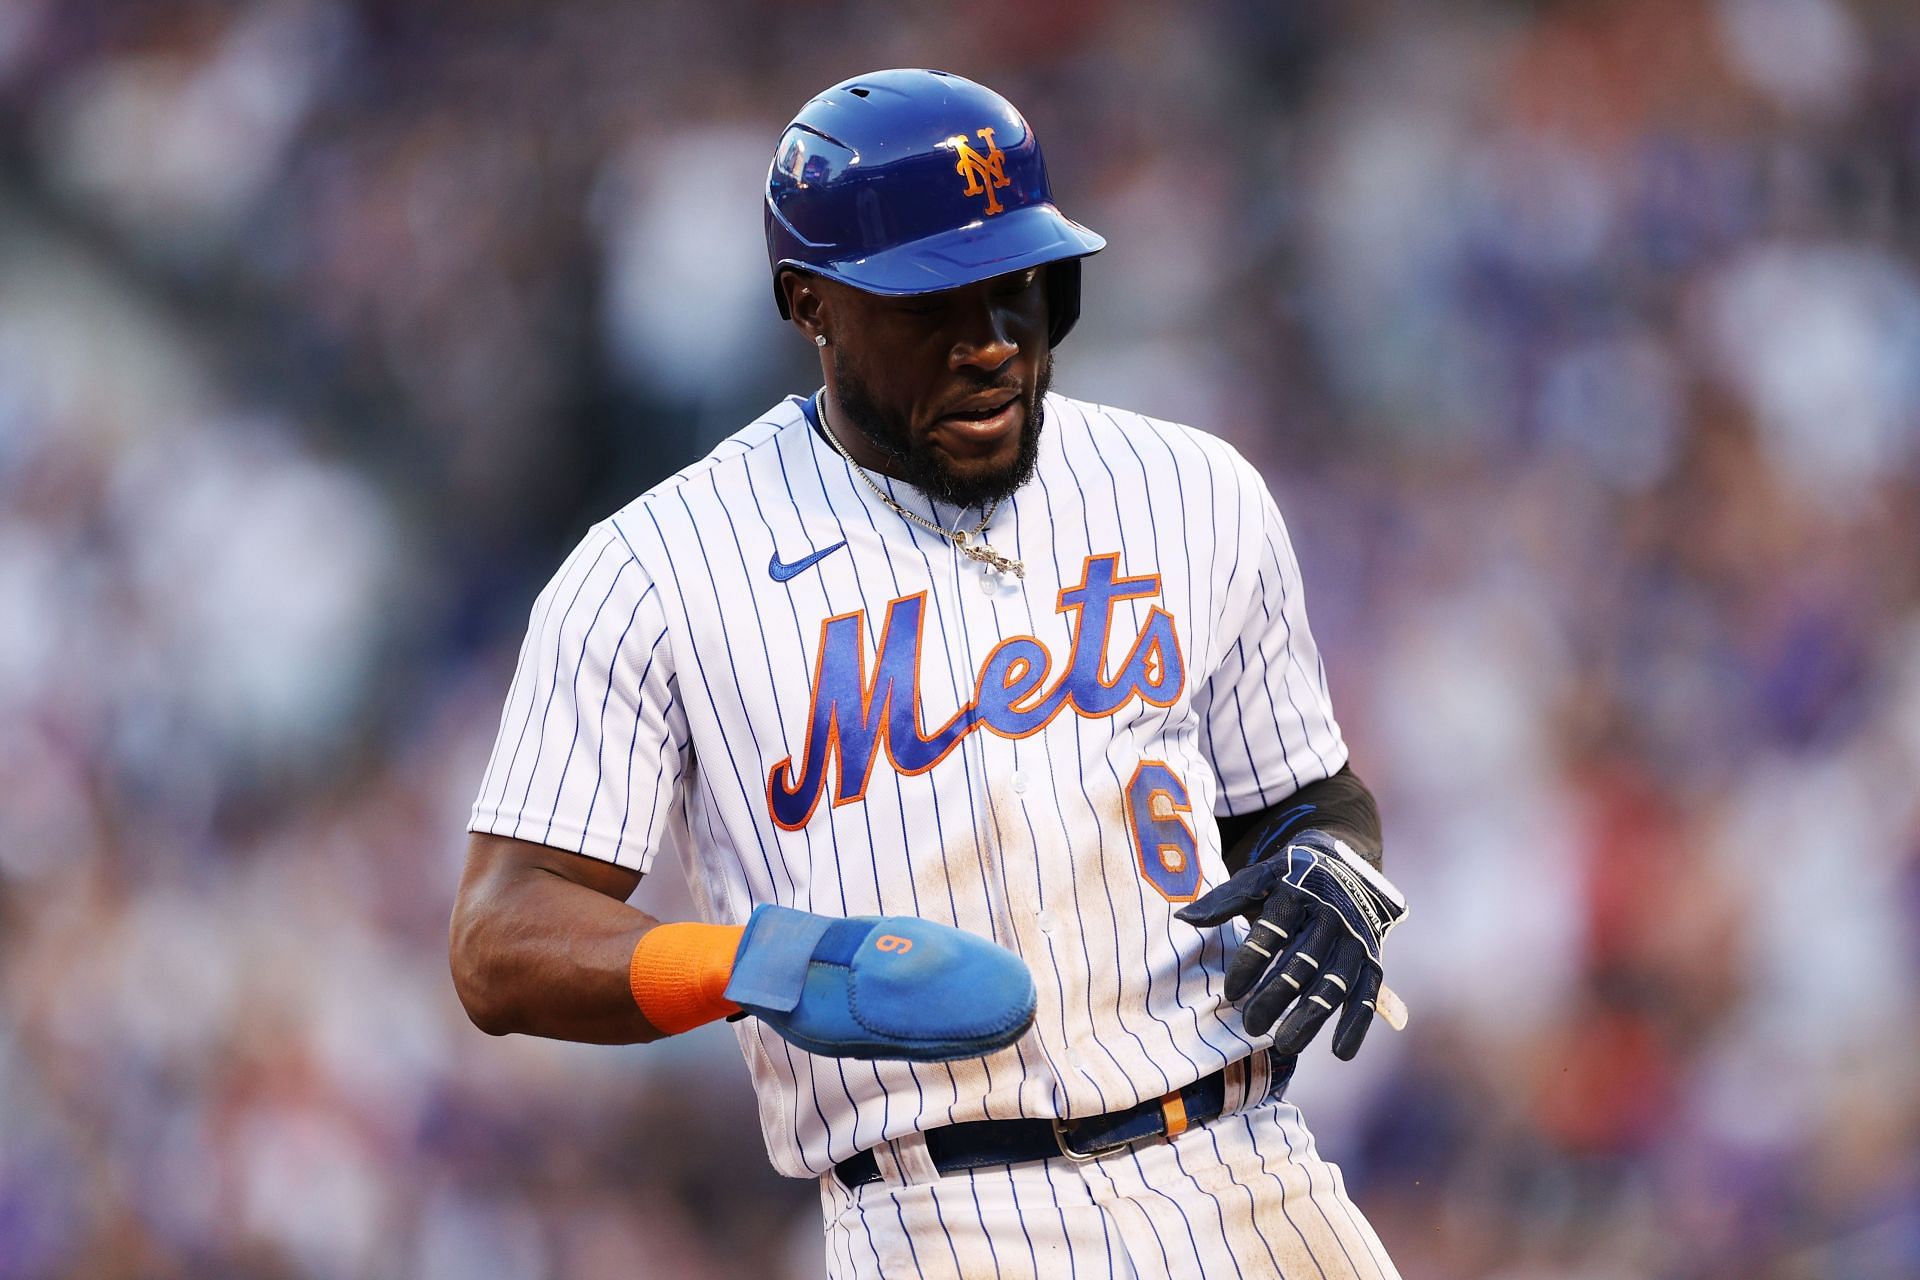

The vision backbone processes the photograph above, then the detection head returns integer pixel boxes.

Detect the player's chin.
[925,431,1032,506]
[936,462,1017,507]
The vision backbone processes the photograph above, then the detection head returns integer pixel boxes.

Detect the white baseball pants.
[818,1098,1400,1279]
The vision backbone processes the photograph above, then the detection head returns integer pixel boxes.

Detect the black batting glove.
[1176,829,1407,1060]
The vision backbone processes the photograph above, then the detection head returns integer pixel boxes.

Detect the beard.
[830,351,1052,509]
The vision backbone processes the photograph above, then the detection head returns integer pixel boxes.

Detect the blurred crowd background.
[3,0,1918,1276]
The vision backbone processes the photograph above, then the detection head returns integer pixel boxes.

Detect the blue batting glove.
[1177,829,1406,1060]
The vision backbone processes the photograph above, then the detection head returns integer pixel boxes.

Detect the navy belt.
[833,1053,1292,1190]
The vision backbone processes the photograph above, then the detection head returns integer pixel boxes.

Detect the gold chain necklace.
[815,406,1026,579]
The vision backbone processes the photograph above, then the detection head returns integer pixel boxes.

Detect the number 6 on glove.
[1176,830,1408,1059]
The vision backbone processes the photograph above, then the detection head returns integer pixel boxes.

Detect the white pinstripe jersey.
[469,390,1348,1179]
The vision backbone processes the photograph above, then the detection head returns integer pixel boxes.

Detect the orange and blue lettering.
[768,554,1187,829]
[768,593,973,830]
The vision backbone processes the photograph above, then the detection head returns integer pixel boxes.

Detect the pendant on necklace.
[955,534,1025,579]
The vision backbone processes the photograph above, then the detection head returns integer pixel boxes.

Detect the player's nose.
[947,297,1020,373]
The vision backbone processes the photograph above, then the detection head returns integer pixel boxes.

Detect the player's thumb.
[1174,863,1279,926]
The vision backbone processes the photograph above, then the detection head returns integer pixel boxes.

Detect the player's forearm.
[1216,763,1383,874]
[450,839,669,1043]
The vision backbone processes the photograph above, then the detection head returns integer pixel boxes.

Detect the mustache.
[937,376,1026,416]
[948,367,1026,395]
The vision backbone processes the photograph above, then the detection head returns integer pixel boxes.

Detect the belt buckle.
[1051,1116,1134,1163]
[1051,1091,1187,1163]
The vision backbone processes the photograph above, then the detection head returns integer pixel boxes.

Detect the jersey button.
[1011,771,1030,795]
[977,571,998,595]
[1038,910,1058,933]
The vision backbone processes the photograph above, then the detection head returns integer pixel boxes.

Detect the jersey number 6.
[1124,761,1200,901]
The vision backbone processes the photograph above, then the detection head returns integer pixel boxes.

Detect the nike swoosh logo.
[768,539,848,582]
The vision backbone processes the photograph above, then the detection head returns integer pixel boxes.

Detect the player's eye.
[995,269,1040,296]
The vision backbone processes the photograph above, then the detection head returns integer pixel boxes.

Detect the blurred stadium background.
[2,1,1918,1276]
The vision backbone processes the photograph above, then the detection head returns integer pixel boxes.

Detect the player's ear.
[781,270,828,346]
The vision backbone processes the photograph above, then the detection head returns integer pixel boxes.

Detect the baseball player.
[452,68,1407,1278]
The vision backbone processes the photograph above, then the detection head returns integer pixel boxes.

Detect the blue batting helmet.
[765,69,1106,347]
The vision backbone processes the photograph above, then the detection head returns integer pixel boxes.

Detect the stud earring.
[814,334,829,348]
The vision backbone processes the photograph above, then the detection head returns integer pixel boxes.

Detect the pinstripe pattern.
[815,1098,1398,1278]
[470,391,1389,1272]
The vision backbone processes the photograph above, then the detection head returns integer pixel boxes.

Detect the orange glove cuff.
[629,922,746,1035]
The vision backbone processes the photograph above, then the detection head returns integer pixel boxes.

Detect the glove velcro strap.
[1285,831,1406,912]
[1322,836,1407,913]
[723,903,839,1013]
[812,917,874,966]
[1281,832,1408,966]
[1328,840,1405,909]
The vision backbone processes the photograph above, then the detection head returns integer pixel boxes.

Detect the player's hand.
[1176,830,1406,1060]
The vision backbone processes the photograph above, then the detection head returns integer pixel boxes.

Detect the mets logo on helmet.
[944,128,1011,215]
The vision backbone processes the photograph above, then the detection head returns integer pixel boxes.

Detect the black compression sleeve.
[1215,763,1382,874]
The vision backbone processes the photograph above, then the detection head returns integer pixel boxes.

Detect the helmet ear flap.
[1046,258,1082,347]
[772,265,797,321]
